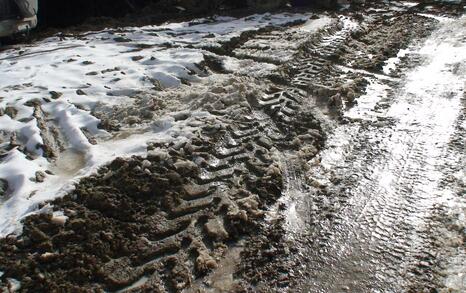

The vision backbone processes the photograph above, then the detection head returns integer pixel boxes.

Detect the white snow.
[382,48,410,74]
[298,16,333,32]
[0,12,313,236]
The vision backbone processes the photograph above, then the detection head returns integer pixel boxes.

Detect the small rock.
[49,91,63,99]
[418,261,430,268]
[173,112,191,121]
[114,37,131,43]
[147,149,170,161]
[203,33,216,39]
[0,179,8,197]
[76,89,87,96]
[329,93,343,108]
[82,60,94,65]
[141,110,154,120]
[86,71,99,76]
[64,209,77,217]
[24,98,42,107]
[307,129,322,139]
[299,145,319,159]
[204,218,229,240]
[4,106,18,119]
[102,170,114,181]
[51,214,68,226]
[124,116,141,125]
[174,160,199,176]
[346,89,356,103]
[39,252,57,262]
[101,67,121,74]
[257,136,273,149]
[131,55,144,61]
[35,171,46,183]
[141,160,151,168]
[196,251,217,273]
[88,137,97,145]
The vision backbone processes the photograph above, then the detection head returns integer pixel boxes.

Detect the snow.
[0,111,215,236]
[298,16,333,32]
[382,48,409,75]
[0,12,314,236]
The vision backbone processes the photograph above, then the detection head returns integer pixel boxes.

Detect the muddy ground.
[19,0,321,45]
[0,1,465,293]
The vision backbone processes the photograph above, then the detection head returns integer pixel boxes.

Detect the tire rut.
[0,4,460,293]
[285,14,465,293]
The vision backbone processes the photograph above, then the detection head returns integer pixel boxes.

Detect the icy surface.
[0,12,311,236]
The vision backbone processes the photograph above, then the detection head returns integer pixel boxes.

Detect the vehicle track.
[0,3,462,293]
[285,14,466,293]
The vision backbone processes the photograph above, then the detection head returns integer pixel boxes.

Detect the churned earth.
[0,1,465,292]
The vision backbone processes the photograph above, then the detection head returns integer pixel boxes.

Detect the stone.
[141,160,152,168]
[51,214,68,226]
[0,179,8,197]
[196,250,217,273]
[76,89,87,96]
[35,171,46,183]
[114,37,132,43]
[204,218,229,240]
[131,56,144,61]
[174,160,199,176]
[4,106,18,119]
[49,91,63,99]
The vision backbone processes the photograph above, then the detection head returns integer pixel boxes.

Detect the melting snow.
[0,12,312,236]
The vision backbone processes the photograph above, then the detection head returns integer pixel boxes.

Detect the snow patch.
[0,12,312,236]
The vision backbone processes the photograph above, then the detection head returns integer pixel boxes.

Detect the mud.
[0,1,464,293]
[0,123,286,292]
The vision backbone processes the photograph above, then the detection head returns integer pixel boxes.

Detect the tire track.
[286,14,466,293]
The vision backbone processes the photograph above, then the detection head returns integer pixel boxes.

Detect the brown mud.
[0,1,462,292]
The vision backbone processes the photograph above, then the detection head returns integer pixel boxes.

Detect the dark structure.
[0,0,38,37]
[0,0,21,21]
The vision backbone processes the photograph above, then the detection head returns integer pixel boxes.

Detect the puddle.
[51,148,87,178]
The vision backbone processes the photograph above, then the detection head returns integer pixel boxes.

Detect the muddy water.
[287,15,466,292]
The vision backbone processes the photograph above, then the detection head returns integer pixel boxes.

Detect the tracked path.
[0,3,464,293]
[287,15,466,293]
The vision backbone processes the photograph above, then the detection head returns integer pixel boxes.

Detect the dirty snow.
[0,12,314,236]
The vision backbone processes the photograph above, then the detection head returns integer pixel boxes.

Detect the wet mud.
[1,1,465,292]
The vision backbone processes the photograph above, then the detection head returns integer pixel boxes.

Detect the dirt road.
[280,14,466,293]
[0,1,464,292]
